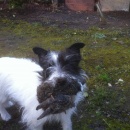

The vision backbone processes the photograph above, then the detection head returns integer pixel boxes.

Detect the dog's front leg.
[26,125,43,130]
[60,113,72,130]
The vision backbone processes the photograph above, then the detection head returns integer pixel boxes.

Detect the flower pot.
[65,0,95,11]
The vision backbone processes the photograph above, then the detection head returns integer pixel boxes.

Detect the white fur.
[0,57,86,130]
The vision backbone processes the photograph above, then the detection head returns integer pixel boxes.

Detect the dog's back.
[0,57,43,125]
[0,57,42,101]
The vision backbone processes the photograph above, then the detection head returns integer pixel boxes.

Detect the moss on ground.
[0,19,130,130]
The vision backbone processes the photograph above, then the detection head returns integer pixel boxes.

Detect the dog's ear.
[33,47,48,57]
[33,47,49,67]
[66,43,85,53]
[62,43,85,68]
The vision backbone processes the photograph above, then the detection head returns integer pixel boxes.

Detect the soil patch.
[0,4,130,30]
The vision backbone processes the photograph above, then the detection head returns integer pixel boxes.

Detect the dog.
[0,42,87,130]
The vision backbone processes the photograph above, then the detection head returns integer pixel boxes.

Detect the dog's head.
[33,42,85,83]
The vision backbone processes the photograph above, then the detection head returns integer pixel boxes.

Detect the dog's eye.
[43,61,55,69]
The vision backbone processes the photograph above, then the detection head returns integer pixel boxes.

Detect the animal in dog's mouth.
[0,42,87,130]
[36,78,81,120]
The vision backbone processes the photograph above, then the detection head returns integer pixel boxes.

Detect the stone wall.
[100,0,130,11]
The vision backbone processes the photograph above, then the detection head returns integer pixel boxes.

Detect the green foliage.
[9,0,30,8]
[8,0,52,9]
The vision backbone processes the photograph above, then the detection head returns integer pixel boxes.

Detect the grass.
[0,18,130,130]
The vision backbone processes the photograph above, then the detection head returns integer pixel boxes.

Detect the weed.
[98,73,111,83]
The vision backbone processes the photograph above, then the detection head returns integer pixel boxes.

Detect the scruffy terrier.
[0,43,87,130]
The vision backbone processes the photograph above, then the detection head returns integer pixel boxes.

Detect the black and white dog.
[0,43,87,130]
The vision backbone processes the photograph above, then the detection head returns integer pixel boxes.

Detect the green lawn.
[0,18,130,130]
